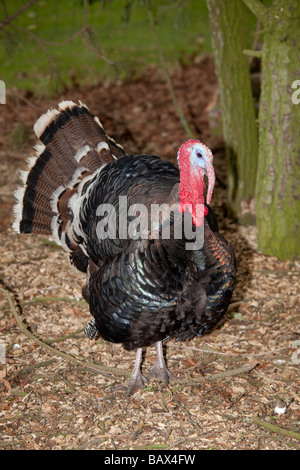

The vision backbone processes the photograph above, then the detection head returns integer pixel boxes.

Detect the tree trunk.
[245,0,300,259]
[206,0,258,220]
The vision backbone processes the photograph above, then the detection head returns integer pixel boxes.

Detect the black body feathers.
[13,101,236,352]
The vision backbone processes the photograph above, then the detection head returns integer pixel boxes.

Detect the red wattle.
[178,202,185,213]
[192,216,203,227]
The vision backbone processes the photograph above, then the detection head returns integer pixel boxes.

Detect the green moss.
[255,0,300,260]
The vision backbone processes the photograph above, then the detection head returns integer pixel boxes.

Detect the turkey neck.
[178,156,206,221]
[201,219,235,277]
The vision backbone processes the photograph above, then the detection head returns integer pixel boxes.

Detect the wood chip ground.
[0,57,299,450]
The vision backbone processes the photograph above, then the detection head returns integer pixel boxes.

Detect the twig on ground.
[253,417,300,441]
[20,296,87,307]
[0,287,258,388]
[171,343,287,358]
[173,399,202,432]
[9,359,56,381]
[0,287,130,379]
[198,362,259,383]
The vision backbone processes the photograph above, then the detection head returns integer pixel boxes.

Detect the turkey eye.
[196,151,203,158]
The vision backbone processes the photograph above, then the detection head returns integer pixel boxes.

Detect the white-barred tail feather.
[12,100,126,260]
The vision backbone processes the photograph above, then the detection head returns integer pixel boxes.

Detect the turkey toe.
[147,363,176,385]
[111,372,147,396]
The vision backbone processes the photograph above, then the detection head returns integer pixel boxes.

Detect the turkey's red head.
[177,139,215,226]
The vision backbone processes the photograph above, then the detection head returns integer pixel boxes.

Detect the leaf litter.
[0,56,299,450]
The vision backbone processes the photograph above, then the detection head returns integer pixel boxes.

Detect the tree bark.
[206,0,258,220]
[246,0,300,259]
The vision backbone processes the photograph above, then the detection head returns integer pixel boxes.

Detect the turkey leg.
[147,341,176,384]
[112,347,147,396]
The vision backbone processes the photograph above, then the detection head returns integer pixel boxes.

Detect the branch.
[243,0,268,24]
[243,49,263,58]
[78,0,116,66]
[251,19,261,52]
[167,362,258,387]
[20,295,87,307]
[0,0,38,30]
[82,28,116,66]
[12,24,56,77]
[41,26,90,47]
[253,417,300,441]
[146,2,195,139]
[1,0,8,20]
[1,0,115,87]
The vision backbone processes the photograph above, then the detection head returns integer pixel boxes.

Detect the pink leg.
[112,347,147,396]
[147,341,176,384]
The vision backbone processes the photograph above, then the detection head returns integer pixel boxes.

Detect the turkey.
[13,100,236,395]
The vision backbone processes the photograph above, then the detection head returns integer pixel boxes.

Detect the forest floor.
[0,56,299,450]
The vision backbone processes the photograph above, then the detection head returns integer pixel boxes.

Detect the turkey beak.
[205,161,215,206]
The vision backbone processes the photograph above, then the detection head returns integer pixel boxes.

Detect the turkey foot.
[147,341,176,384]
[112,370,147,396]
[147,362,176,384]
[111,348,147,396]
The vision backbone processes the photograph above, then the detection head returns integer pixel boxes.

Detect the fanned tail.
[12,100,126,270]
